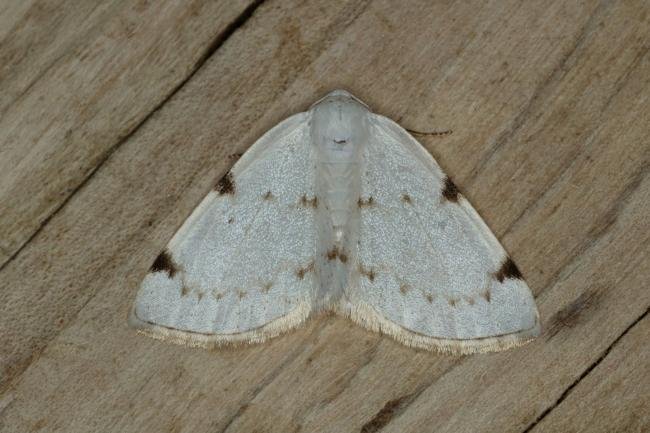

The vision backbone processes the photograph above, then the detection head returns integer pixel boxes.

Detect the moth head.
[310,89,369,153]
[310,89,368,108]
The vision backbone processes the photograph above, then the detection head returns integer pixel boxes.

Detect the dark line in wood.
[587,161,648,237]
[371,232,647,431]
[295,330,407,427]
[217,323,325,433]
[600,44,648,113]
[316,340,380,407]
[545,288,604,341]
[359,361,462,432]
[354,216,645,433]
[466,0,609,189]
[0,0,270,396]
[510,163,647,298]
[522,307,648,433]
[0,51,67,118]
[500,81,649,240]
[0,0,267,273]
[405,128,452,137]
[361,397,408,433]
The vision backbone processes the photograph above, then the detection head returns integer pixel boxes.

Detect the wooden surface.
[0,1,648,432]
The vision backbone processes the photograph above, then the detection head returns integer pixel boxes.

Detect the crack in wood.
[500,93,649,241]
[466,0,611,189]
[519,164,647,300]
[522,308,648,433]
[0,0,267,273]
[216,322,323,433]
[358,360,461,433]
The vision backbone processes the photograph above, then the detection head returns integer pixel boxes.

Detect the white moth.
[129,90,540,354]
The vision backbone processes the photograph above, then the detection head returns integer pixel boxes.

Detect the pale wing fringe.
[128,302,311,349]
[130,299,538,353]
[341,302,541,355]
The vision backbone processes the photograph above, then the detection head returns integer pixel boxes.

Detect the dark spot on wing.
[467,297,475,306]
[358,196,375,208]
[481,289,491,303]
[263,190,274,200]
[261,282,273,293]
[197,291,204,301]
[359,264,376,282]
[215,171,235,195]
[227,216,234,224]
[494,257,523,283]
[212,290,224,300]
[237,290,247,299]
[401,194,412,204]
[181,286,189,297]
[150,250,178,278]
[399,284,410,294]
[426,294,434,303]
[441,176,460,202]
[299,194,318,208]
[296,261,315,279]
[326,246,348,263]
[448,298,458,307]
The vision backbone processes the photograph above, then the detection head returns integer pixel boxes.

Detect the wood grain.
[0,0,648,432]
[0,0,255,265]
[530,315,649,433]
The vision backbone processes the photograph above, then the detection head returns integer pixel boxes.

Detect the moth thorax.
[335,228,344,240]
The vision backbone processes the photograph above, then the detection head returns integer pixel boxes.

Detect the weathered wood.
[0,0,374,395]
[0,1,35,42]
[530,315,649,433]
[0,0,648,432]
[0,0,256,265]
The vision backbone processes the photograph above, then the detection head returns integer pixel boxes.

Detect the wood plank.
[0,1,35,41]
[0,0,256,265]
[530,314,649,433]
[0,0,375,395]
[0,0,648,432]
[0,1,110,114]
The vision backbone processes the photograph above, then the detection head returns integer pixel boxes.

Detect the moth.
[129,90,540,354]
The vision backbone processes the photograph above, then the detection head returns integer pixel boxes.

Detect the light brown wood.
[0,1,648,432]
[530,316,649,433]
[0,0,255,265]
